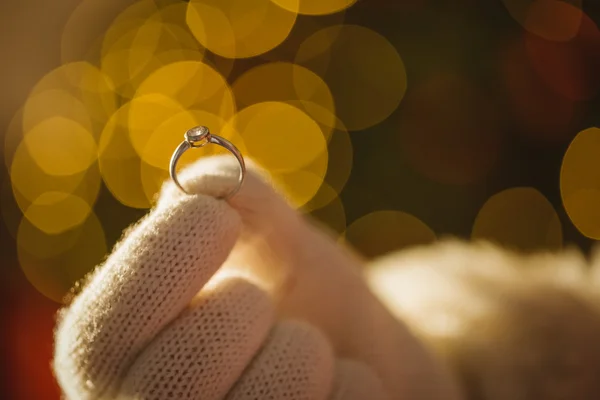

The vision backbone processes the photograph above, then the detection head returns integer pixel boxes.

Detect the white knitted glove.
[53,156,462,400]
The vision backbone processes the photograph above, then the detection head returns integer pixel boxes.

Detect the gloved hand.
[53,156,462,400]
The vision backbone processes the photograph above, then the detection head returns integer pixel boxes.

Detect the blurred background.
[2,0,600,397]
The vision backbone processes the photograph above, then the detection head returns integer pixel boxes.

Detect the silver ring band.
[169,126,246,199]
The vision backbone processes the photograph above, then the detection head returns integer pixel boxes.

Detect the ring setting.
[169,125,246,199]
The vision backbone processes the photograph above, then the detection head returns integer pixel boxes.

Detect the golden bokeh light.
[296,24,407,131]
[343,210,436,259]
[22,89,93,139]
[22,192,93,235]
[271,0,356,16]
[232,62,336,138]
[98,103,153,209]
[399,73,502,185]
[140,161,170,206]
[17,211,107,304]
[132,61,235,139]
[127,93,188,158]
[473,187,562,251]
[223,102,327,173]
[272,163,327,208]
[561,127,600,239]
[260,12,346,63]
[24,62,117,135]
[23,117,97,177]
[503,0,583,42]
[101,2,205,98]
[135,61,234,112]
[10,141,102,216]
[301,119,353,210]
[8,0,597,308]
[525,11,600,102]
[186,0,298,58]
[17,211,80,261]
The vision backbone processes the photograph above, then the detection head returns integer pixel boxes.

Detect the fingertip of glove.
[158,155,298,227]
[158,155,267,203]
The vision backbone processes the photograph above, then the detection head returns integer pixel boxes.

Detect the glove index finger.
[54,191,241,399]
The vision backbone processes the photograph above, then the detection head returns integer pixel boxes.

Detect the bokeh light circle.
[24,62,117,135]
[223,101,327,173]
[131,61,235,155]
[301,120,353,211]
[10,141,102,219]
[273,169,327,209]
[343,210,436,259]
[101,2,204,98]
[23,90,93,139]
[561,127,600,239]
[260,11,346,63]
[472,187,562,251]
[98,103,153,209]
[296,24,407,131]
[186,0,298,58]
[270,0,356,16]
[23,192,92,235]
[17,211,107,303]
[232,62,336,139]
[134,60,235,112]
[127,94,188,158]
[503,0,583,42]
[23,117,97,176]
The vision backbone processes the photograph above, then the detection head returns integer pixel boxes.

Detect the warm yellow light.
[23,90,93,138]
[561,127,600,239]
[22,192,92,235]
[232,62,336,139]
[98,103,153,209]
[186,0,297,58]
[23,117,97,177]
[17,211,106,303]
[270,0,356,16]
[25,62,116,136]
[132,61,235,149]
[223,102,327,173]
[472,187,562,251]
[272,165,327,208]
[10,141,102,213]
[127,94,188,158]
[343,211,436,258]
[101,2,204,98]
[296,25,407,131]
